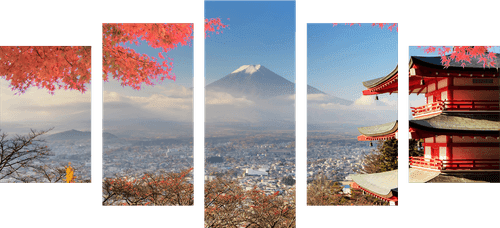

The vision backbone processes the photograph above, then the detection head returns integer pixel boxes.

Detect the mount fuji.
[206,65,327,98]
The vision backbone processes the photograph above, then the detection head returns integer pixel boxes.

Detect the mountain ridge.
[47,129,117,140]
[206,65,327,98]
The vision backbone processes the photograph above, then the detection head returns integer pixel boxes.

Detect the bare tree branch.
[0,128,53,181]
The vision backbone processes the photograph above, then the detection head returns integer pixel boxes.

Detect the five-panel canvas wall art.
[0,1,498,227]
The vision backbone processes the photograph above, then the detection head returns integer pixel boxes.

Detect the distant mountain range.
[47,129,117,140]
[206,65,326,98]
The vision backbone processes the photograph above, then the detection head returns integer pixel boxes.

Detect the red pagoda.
[350,66,399,205]
[356,53,500,185]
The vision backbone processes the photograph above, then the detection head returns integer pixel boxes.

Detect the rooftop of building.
[357,121,398,137]
[410,53,500,70]
[362,66,398,89]
[351,169,398,198]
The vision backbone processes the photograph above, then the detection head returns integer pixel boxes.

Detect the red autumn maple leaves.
[333,23,398,32]
[0,46,91,94]
[420,46,497,68]
[103,23,193,90]
[1,20,229,94]
[103,21,227,90]
[205,18,229,38]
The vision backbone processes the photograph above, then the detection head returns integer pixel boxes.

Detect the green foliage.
[361,139,424,173]
[378,139,398,172]
[409,139,424,157]
[360,139,398,174]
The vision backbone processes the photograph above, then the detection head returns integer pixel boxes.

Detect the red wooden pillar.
[446,136,452,161]
[447,77,453,101]
[431,146,439,159]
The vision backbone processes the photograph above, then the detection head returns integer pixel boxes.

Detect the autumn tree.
[0,46,91,94]
[0,129,52,181]
[420,46,497,68]
[205,177,295,228]
[307,174,343,205]
[307,175,388,206]
[64,162,75,183]
[102,168,193,206]
[205,178,246,227]
[245,188,295,228]
[1,20,228,94]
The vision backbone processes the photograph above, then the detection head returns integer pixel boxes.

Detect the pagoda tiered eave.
[409,54,500,73]
[351,170,398,204]
[357,121,398,141]
[409,113,500,139]
[362,66,398,95]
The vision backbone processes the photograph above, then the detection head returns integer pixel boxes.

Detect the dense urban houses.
[354,66,399,206]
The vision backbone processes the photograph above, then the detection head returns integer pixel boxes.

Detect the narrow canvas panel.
[307,23,398,205]
[0,46,91,183]
[408,46,500,183]
[205,1,296,226]
[102,24,194,205]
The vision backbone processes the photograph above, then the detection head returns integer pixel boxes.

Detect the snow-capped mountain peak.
[231,64,262,74]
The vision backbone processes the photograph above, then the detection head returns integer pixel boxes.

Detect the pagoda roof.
[409,168,441,183]
[409,168,500,182]
[351,170,398,198]
[362,66,398,89]
[409,53,500,71]
[358,114,500,141]
[409,113,500,133]
[358,121,398,137]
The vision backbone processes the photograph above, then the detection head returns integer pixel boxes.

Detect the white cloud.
[380,97,398,107]
[308,94,398,126]
[205,90,254,106]
[354,95,376,106]
[103,85,193,123]
[204,90,294,123]
[0,81,91,132]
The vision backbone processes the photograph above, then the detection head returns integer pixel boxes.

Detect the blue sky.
[308,23,398,102]
[131,41,193,88]
[306,24,398,128]
[205,1,295,84]
[102,24,195,129]
[408,46,500,118]
[104,31,194,96]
